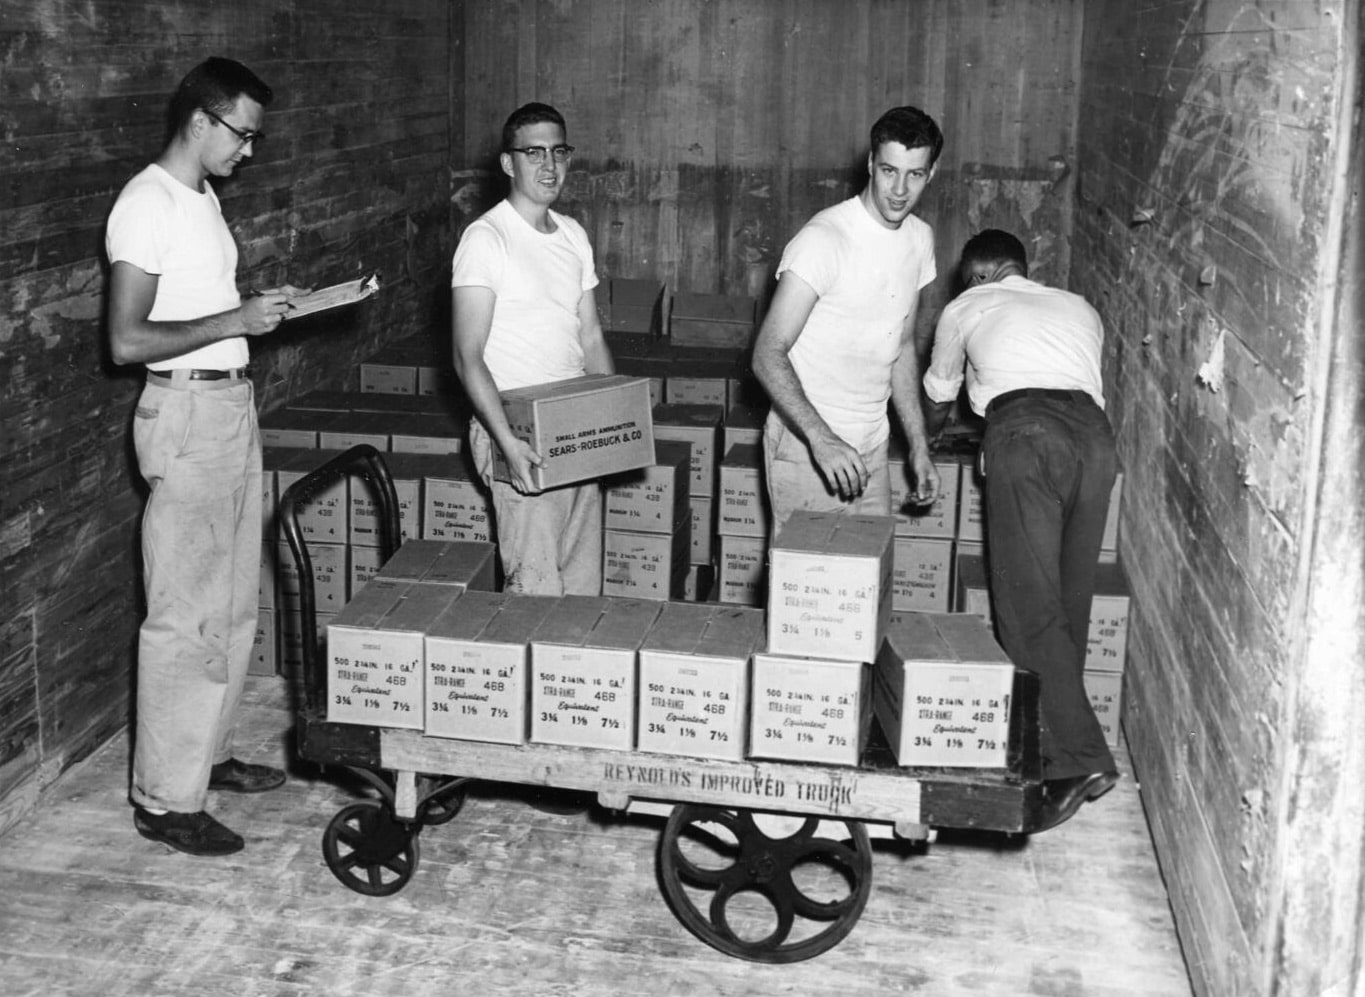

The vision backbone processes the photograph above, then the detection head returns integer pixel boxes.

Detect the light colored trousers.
[469,420,603,596]
[131,372,261,813]
[763,411,891,542]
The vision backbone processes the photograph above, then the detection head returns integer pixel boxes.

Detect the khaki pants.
[762,411,891,543]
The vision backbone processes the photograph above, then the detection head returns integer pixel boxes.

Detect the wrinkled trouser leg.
[763,411,891,543]
[131,377,262,813]
[983,396,1116,780]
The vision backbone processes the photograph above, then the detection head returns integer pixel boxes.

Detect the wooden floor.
[0,676,1191,997]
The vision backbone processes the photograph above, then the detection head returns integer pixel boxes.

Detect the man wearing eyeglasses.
[105,57,305,857]
[452,102,614,596]
[753,105,943,540]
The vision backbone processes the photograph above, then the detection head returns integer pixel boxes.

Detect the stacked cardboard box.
[602,440,693,600]
[749,511,896,766]
[715,442,768,606]
[601,277,664,336]
[669,291,757,349]
[888,445,962,613]
[652,403,724,577]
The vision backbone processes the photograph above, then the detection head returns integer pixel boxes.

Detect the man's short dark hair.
[168,57,273,139]
[961,229,1030,276]
[502,102,567,151]
[870,106,943,164]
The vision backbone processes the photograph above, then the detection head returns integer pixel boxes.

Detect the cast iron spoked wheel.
[321,799,421,897]
[658,804,874,963]
[417,775,470,827]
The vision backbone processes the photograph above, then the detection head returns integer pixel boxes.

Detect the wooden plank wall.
[1071,2,1362,995]
[0,0,452,832]
[452,0,1084,347]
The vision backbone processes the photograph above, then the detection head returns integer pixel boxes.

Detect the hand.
[810,432,870,500]
[502,438,545,495]
[238,291,294,336]
[909,450,940,505]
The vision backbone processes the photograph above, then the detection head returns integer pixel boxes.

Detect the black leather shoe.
[1035,770,1119,832]
[209,758,286,794]
[134,807,244,856]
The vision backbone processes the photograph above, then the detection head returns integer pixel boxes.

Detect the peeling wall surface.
[0,1,452,831]
[1072,2,1356,994]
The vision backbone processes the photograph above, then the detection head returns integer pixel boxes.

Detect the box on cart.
[873,612,1014,768]
[327,580,460,729]
[766,511,895,663]
[424,591,560,744]
[494,374,655,491]
[748,652,872,766]
[374,538,496,591]
[529,597,662,749]
[637,603,766,761]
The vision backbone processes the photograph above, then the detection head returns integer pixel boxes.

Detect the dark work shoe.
[209,758,287,794]
[134,807,245,856]
[1035,770,1120,833]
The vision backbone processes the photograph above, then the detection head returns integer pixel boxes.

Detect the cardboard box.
[727,376,766,413]
[276,540,349,616]
[873,612,1013,767]
[424,591,559,744]
[495,374,655,490]
[766,512,895,663]
[359,349,419,395]
[681,563,716,602]
[603,525,691,600]
[690,495,714,566]
[349,545,385,595]
[717,443,768,539]
[603,440,691,534]
[1087,563,1131,671]
[1084,668,1123,747]
[652,403,724,498]
[637,604,765,760]
[529,596,662,749]
[250,608,278,677]
[718,534,766,606]
[957,456,986,543]
[955,550,992,618]
[614,355,670,408]
[889,456,961,538]
[326,580,459,729]
[891,536,954,612]
[723,404,765,451]
[374,539,497,591]
[748,653,871,766]
[379,411,465,456]
[318,410,389,452]
[350,471,421,549]
[259,409,344,449]
[274,448,349,543]
[605,277,664,335]
[669,291,756,349]
[423,455,493,544]
[1102,472,1123,553]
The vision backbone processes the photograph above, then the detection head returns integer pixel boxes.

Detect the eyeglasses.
[507,144,574,165]
[202,108,265,146]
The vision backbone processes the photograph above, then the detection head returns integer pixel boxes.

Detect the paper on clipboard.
[284,274,381,320]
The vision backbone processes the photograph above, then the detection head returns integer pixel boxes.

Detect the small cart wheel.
[418,776,470,827]
[658,805,873,963]
[322,799,420,897]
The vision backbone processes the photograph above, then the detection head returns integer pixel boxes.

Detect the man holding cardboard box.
[452,102,616,596]
[753,105,943,539]
[923,229,1119,830]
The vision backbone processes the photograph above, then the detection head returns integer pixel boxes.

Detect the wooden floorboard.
[0,676,1192,997]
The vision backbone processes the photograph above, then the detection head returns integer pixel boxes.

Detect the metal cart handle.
[276,444,401,713]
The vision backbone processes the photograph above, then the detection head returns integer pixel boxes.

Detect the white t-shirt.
[105,164,246,371]
[924,275,1106,416]
[780,197,936,452]
[450,199,599,391]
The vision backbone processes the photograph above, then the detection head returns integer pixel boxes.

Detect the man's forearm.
[890,350,933,456]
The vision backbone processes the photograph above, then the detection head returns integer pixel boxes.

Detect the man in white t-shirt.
[753,105,944,538]
[451,102,614,596]
[106,58,306,857]
[924,229,1119,831]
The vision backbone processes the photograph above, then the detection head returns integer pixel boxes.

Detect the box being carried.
[637,603,766,760]
[529,596,662,750]
[766,511,895,663]
[873,612,1014,767]
[494,374,655,491]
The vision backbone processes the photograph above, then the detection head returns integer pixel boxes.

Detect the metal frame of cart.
[279,445,1051,964]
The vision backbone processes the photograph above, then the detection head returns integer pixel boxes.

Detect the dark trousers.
[983,391,1118,779]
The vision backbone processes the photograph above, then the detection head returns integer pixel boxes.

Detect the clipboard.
[284,274,381,320]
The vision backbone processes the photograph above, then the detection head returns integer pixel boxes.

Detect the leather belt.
[148,368,249,381]
[986,387,1093,418]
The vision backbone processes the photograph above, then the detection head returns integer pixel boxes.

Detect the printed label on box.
[891,536,953,612]
[748,654,869,766]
